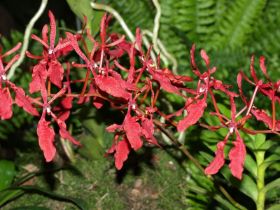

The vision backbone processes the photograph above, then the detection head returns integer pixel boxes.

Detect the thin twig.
[8,0,48,79]
[151,0,161,54]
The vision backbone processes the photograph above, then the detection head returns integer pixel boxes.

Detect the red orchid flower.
[67,32,134,101]
[177,45,238,132]
[34,82,80,162]
[27,11,73,91]
[0,43,38,119]
[106,99,159,170]
[204,96,248,179]
[238,56,280,132]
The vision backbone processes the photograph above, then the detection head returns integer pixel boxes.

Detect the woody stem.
[47,79,51,96]
[152,86,160,107]
[272,94,276,130]
[80,68,90,97]
[209,89,224,124]
[134,67,145,85]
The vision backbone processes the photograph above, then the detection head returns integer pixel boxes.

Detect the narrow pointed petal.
[229,131,246,179]
[123,114,143,150]
[29,62,48,94]
[200,49,210,67]
[205,141,226,175]
[177,98,207,132]
[13,86,39,116]
[37,114,56,162]
[95,75,131,100]
[259,56,270,80]
[100,14,108,47]
[151,71,180,94]
[115,138,130,170]
[141,118,159,146]
[58,121,80,145]
[2,43,21,58]
[48,11,56,50]
[250,56,258,83]
[48,60,64,88]
[251,108,273,129]
[0,88,13,120]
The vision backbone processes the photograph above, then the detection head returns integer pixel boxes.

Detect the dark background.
[0,0,75,37]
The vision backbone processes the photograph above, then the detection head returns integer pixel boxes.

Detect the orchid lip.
[48,49,54,55]
[45,106,51,114]
[229,126,235,134]
[198,86,205,93]
[131,103,136,110]
[1,74,7,81]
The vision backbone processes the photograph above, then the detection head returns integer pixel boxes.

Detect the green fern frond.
[249,0,280,54]
[160,0,190,71]
[213,0,267,49]
[161,0,217,46]
[104,0,154,33]
[244,0,280,78]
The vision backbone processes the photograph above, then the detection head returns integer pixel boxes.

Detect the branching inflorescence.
[1,11,279,180]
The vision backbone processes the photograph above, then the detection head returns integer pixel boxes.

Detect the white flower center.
[48,49,54,55]
[229,126,234,134]
[198,86,205,93]
[131,103,136,110]
[93,63,98,69]
[46,106,51,114]
[1,74,7,81]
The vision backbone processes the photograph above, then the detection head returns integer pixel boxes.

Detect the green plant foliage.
[183,163,240,210]
[212,0,267,49]
[159,0,191,71]
[249,0,280,54]
[66,0,104,36]
[0,161,16,191]
[0,31,37,141]
[9,207,50,210]
[95,0,280,79]
[103,0,154,33]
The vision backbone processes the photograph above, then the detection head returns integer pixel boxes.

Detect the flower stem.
[256,150,266,210]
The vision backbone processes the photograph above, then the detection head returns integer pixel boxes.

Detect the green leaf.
[221,168,258,202]
[0,160,16,191]
[10,206,51,210]
[247,135,275,152]
[213,0,267,48]
[244,154,257,178]
[77,108,108,160]
[258,140,275,151]
[10,186,89,210]
[214,194,239,210]
[267,204,280,210]
[217,103,231,118]
[261,154,280,169]
[234,174,258,202]
[0,189,24,207]
[66,0,104,35]
[252,134,266,149]
[263,178,280,193]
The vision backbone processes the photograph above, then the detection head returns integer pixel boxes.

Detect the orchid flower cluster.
[0,11,279,180]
